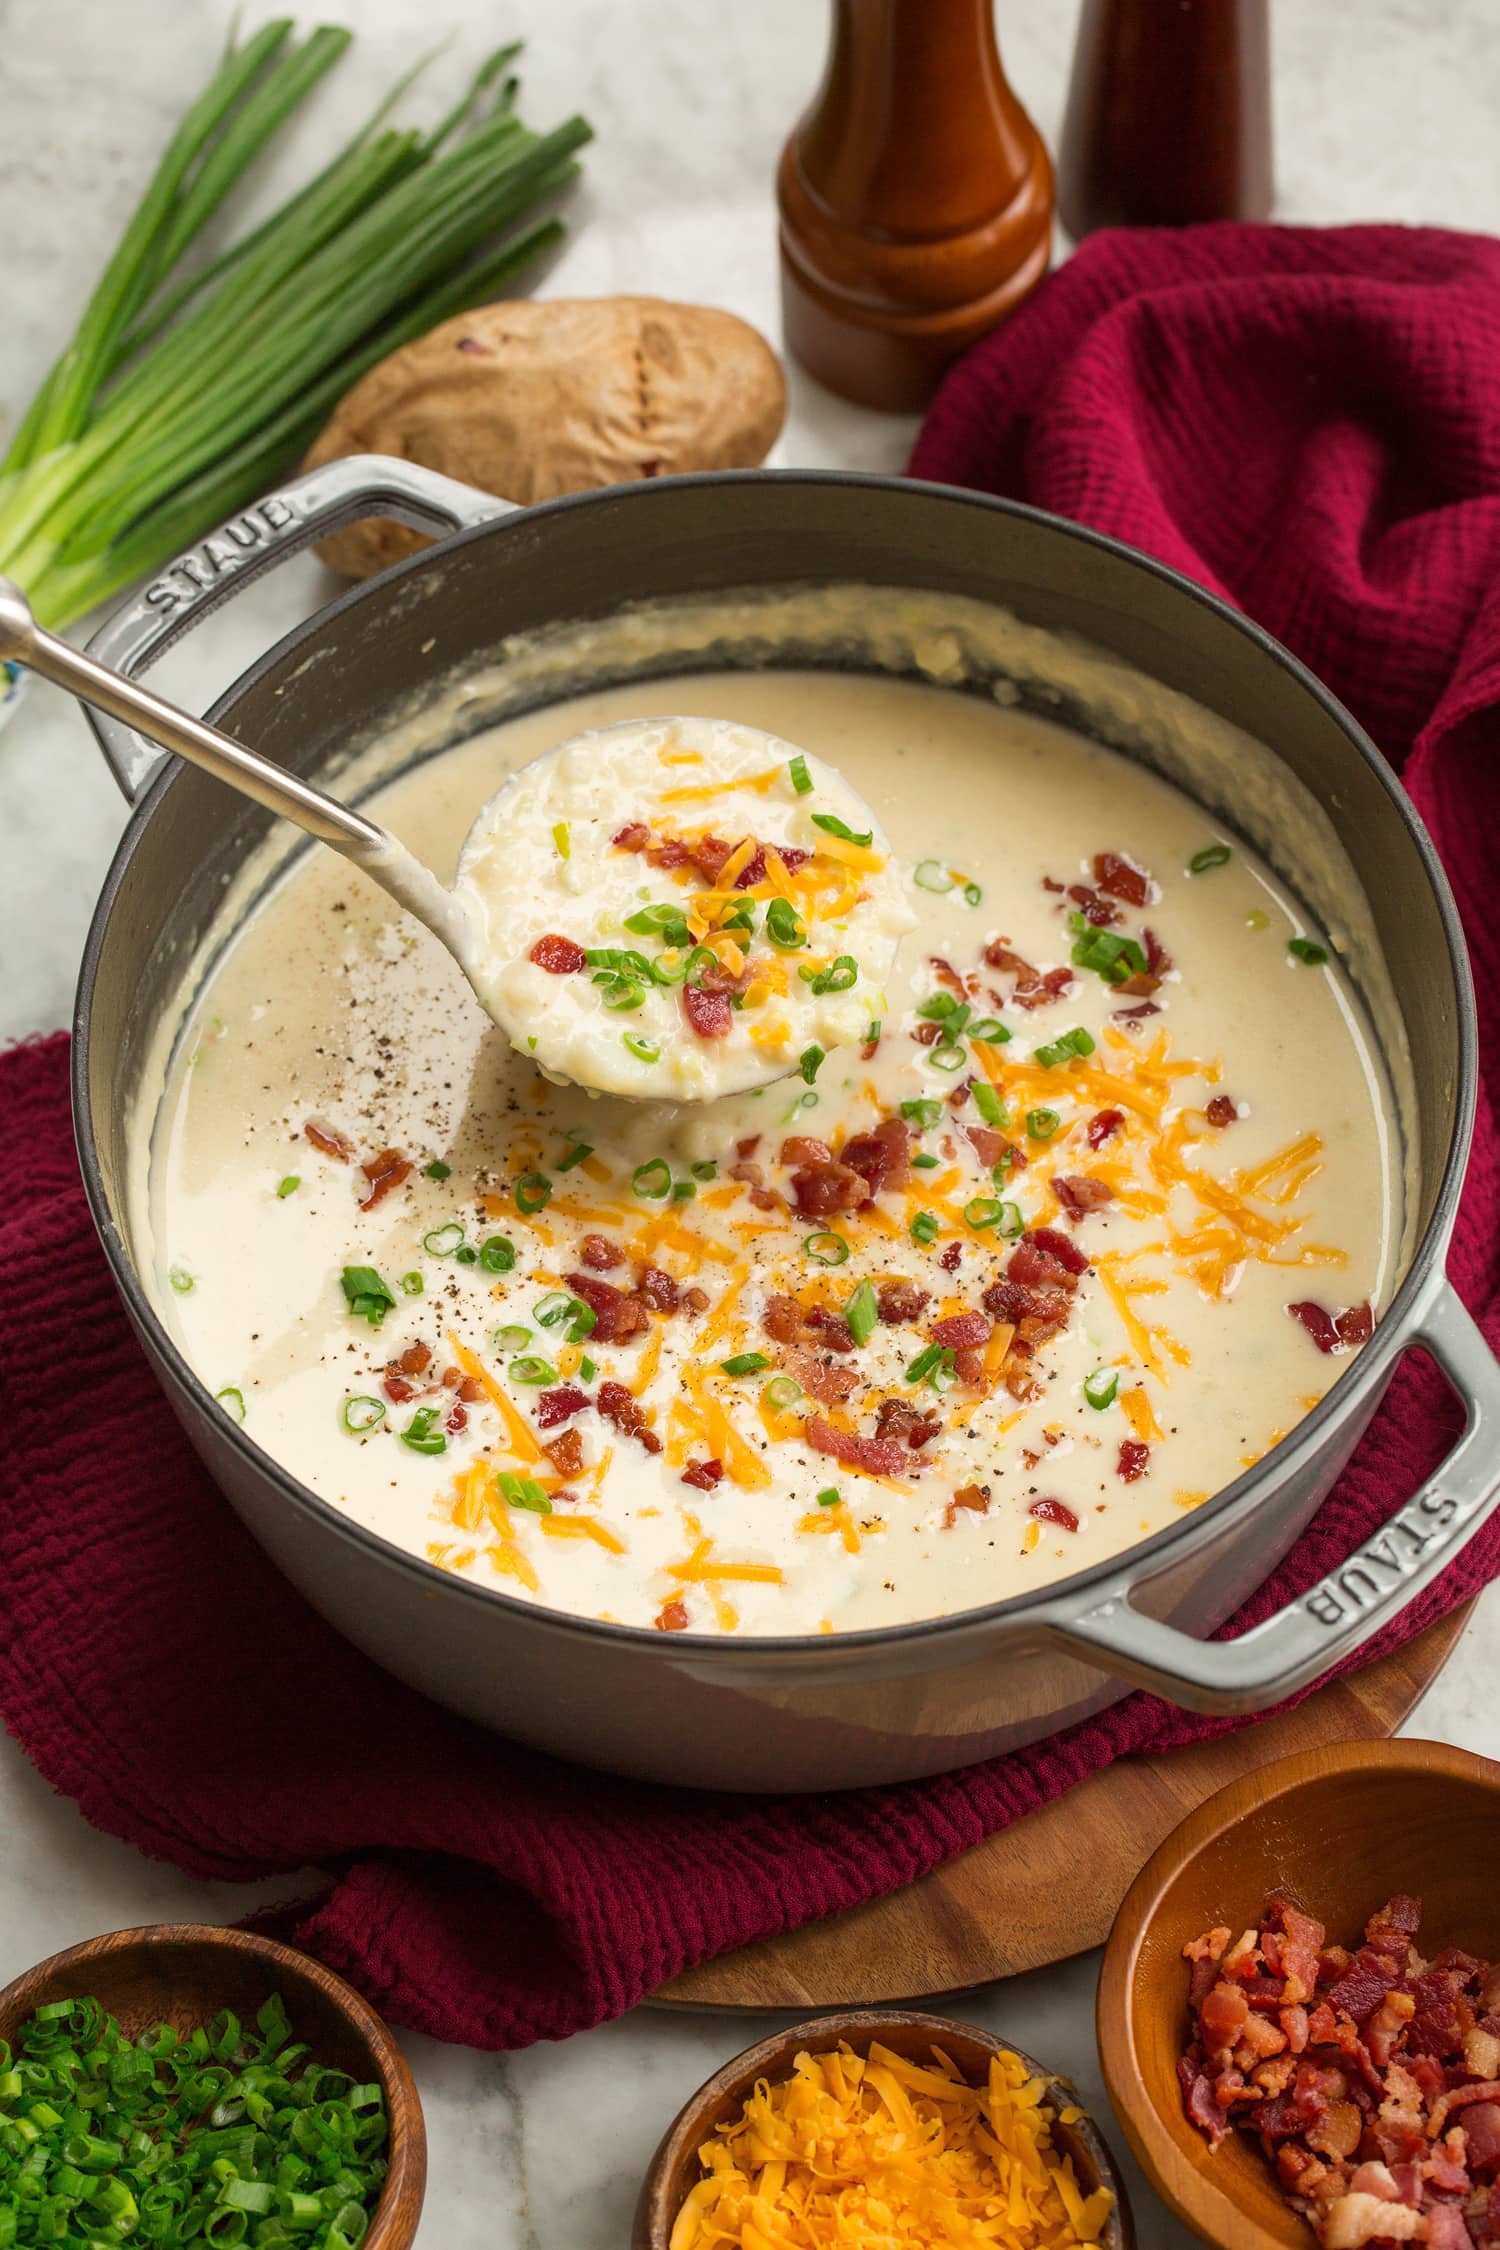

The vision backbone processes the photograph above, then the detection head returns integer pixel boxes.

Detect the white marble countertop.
[4,3,1500,2243]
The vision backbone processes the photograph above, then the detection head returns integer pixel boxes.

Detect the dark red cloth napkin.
[5,224,1500,2053]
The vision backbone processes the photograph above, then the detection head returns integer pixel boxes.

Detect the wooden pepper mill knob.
[777,0,1054,413]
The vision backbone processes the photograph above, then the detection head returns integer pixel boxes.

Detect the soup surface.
[147,663,1398,1636]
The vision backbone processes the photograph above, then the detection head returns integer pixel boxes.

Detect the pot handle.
[1047,1277,1500,1713]
[84,454,512,800]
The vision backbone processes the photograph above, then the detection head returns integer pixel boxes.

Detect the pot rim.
[70,468,1479,1665]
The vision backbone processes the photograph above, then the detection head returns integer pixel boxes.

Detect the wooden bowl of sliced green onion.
[0,1923,425,2247]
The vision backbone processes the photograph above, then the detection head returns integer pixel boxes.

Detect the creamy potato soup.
[145,636,1400,1638]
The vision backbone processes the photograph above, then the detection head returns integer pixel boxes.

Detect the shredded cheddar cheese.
[668,2040,1113,2250]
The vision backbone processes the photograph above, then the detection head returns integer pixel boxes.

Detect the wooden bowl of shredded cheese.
[633,2008,1133,2249]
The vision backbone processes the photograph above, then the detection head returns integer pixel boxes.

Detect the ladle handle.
[0,576,386,853]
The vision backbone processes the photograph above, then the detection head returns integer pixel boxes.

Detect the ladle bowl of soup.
[71,460,1499,1790]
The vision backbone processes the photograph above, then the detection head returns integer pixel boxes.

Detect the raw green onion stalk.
[0,22,591,628]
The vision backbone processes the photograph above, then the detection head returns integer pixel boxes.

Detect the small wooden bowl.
[0,1925,426,2248]
[633,2007,1134,2248]
[1098,1738,1500,2250]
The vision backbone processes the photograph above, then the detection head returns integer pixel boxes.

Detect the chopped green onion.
[691,1160,718,1180]
[422,1221,466,1256]
[1069,916,1149,984]
[910,1210,940,1245]
[454,1243,478,1265]
[967,1016,1009,1043]
[800,1044,825,1084]
[963,1197,1003,1229]
[1084,1368,1120,1409]
[342,1395,386,1434]
[579,1355,597,1382]
[913,860,954,892]
[810,811,873,847]
[802,954,857,995]
[865,1018,882,1050]
[930,1043,967,1073]
[721,1351,771,1377]
[785,1089,819,1122]
[765,897,807,951]
[400,1406,446,1455]
[276,1174,300,1198]
[912,1152,940,1169]
[764,1376,803,1412]
[558,1139,593,1171]
[340,1264,395,1326]
[672,1179,697,1202]
[1288,936,1329,966]
[514,1171,552,1215]
[816,1486,842,1508]
[508,1355,558,1385]
[901,1098,944,1128]
[904,1341,953,1389]
[400,1270,424,1296]
[844,1279,879,1345]
[1189,843,1232,873]
[721,898,757,935]
[480,1234,516,1273]
[788,753,813,794]
[996,1200,1025,1237]
[929,1348,958,1394]
[962,880,983,907]
[498,1470,552,1513]
[533,1291,573,1327]
[624,901,692,945]
[804,1230,850,1266]
[168,1263,195,1294]
[918,991,967,1023]
[972,1081,1006,1128]
[493,1325,532,1352]
[1034,1026,1096,1068]
[422,1158,452,1180]
[552,821,571,859]
[215,1386,246,1422]
[594,970,646,1011]
[683,944,720,985]
[1026,1106,1061,1140]
[624,1033,660,1063]
[632,1157,672,1200]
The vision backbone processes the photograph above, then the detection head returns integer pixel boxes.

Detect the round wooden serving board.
[653,1603,1472,2012]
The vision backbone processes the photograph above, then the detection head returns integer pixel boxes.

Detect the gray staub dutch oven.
[72,457,1500,1791]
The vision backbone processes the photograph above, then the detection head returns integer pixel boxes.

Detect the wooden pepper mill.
[777,0,1054,413]
[1058,0,1272,239]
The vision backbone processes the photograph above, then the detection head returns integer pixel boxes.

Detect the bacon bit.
[304,1119,352,1161]
[383,1374,416,1404]
[860,1029,881,1061]
[1054,1174,1114,1221]
[1112,999,1160,1028]
[441,1363,464,1388]
[804,1306,858,1355]
[780,1345,859,1405]
[781,1135,833,1166]
[565,1270,651,1344]
[1288,1300,1375,1354]
[939,1242,962,1273]
[681,1286,709,1315]
[946,1080,971,1110]
[1013,965,1075,1011]
[1143,926,1172,976]
[965,1122,1006,1167]
[528,933,587,975]
[597,1379,662,1453]
[1067,881,1122,929]
[1117,1439,1150,1482]
[612,822,650,851]
[931,1310,989,1351]
[876,1279,929,1325]
[358,1147,412,1209]
[695,956,753,997]
[1025,1225,1090,1277]
[1030,1495,1080,1532]
[930,954,970,998]
[682,984,732,1039]
[536,1385,588,1429]
[1094,849,1151,905]
[646,836,691,871]
[681,1458,724,1491]
[580,1232,623,1271]
[393,1340,432,1376]
[444,1400,467,1434]
[634,1265,680,1314]
[911,1019,944,1045]
[1206,1094,1240,1127]
[736,1136,761,1160]
[840,1117,911,1199]
[655,1599,690,1632]
[545,1428,584,1479]
[805,1414,908,1477]
[1086,1107,1125,1150]
[949,1483,990,1515]
[789,1154,866,1220]
[874,1397,941,1450]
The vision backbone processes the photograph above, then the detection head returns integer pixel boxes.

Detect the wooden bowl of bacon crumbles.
[1097,1739,1500,2250]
